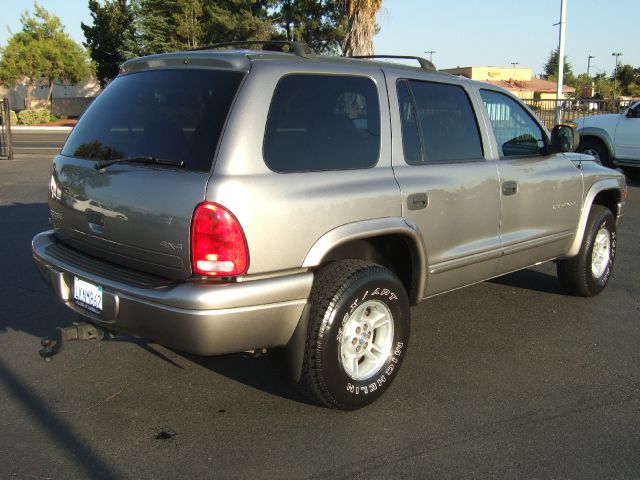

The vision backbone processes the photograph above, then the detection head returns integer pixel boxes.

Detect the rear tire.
[557,205,616,297]
[297,260,410,410]
[579,138,611,167]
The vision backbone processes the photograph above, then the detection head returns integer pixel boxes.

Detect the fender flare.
[302,217,428,303]
[578,126,615,157]
[564,179,621,258]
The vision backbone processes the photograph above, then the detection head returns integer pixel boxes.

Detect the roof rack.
[350,55,436,71]
[191,40,313,58]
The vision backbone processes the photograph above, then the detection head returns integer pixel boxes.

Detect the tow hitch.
[39,322,108,361]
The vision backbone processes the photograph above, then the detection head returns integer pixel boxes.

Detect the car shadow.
[488,268,563,295]
[0,202,310,405]
[0,202,76,339]
[177,349,314,406]
[94,334,310,408]
[623,167,640,187]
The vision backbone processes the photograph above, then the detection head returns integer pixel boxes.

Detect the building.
[0,78,99,117]
[441,66,575,100]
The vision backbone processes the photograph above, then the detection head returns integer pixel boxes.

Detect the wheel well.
[580,135,610,154]
[592,189,620,215]
[319,235,420,304]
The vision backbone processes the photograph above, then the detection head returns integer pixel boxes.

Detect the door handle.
[502,181,518,196]
[407,193,428,210]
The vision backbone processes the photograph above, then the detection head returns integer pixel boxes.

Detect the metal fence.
[522,98,631,129]
[0,98,13,160]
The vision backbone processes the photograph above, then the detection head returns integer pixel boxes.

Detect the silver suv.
[32,41,627,410]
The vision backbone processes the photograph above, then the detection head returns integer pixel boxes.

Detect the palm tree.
[340,0,382,56]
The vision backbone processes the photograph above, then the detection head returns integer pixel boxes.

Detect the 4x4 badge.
[160,241,183,251]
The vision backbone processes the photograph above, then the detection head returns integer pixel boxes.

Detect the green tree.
[200,0,276,46]
[593,72,613,99]
[82,0,136,86]
[134,0,277,53]
[612,64,638,96]
[133,0,177,54]
[541,48,574,81]
[175,0,203,49]
[274,0,346,54]
[570,72,593,98]
[339,0,382,56]
[0,3,93,109]
[627,82,640,97]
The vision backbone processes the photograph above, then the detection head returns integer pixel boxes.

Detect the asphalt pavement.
[0,152,639,479]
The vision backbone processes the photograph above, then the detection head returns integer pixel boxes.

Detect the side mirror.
[550,124,579,153]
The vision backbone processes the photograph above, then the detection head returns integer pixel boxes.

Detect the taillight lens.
[191,202,249,276]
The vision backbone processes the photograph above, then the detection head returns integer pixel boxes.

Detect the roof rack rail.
[350,55,436,71]
[191,40,313,58]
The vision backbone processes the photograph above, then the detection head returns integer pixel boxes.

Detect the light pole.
[554,0,567,125]
[424,50,435,63]
[584,55,595,98]
[586,55,594,77]
[510,62,519,68]
[612,52,622,99]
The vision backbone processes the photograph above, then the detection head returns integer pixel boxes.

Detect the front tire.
[297,260,410,410]
[557,205,617,297]
[579,138,611,167]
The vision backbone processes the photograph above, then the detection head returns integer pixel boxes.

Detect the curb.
[9,126,73,133]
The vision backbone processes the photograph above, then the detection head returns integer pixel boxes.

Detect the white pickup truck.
[571,100,640,168]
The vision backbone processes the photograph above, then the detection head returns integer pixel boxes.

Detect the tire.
[557,205,617,297]
[579,138,611,167]
[297,260,410,410]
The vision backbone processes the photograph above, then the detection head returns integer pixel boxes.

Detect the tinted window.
[62,69,244,171]
[264,74,380,172]
[396,80,422,163]
[480,90,546,158]
[398,80,483,164]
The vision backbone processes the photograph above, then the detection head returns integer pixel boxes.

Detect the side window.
[263,74,380,173]
[397,79,483,165]
[396,80,422,163]
[480,90,546,158]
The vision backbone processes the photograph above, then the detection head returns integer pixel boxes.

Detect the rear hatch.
[49,54,247,280]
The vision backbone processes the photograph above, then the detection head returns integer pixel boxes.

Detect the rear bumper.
[32,231,313,355]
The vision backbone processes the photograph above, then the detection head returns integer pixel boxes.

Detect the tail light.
[191,202,249,277]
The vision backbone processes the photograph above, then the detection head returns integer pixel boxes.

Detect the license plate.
[73,277,103,315]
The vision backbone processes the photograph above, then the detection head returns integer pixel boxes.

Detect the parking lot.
[1,152,639,479]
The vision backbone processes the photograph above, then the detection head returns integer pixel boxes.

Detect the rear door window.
[398,79,484,164]
[61,69,244,171]
[263,74,381,172]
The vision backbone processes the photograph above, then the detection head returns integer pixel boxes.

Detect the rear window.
[263,74,380,173]
[397,79,483,164]
[61,69,244,171]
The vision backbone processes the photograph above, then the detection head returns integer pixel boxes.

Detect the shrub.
[9,110,19,126]
[17,108,54,125]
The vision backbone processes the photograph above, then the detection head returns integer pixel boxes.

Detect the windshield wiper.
[94,156,185,170]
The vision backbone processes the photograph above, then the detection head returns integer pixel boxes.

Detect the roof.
[481,77,574,94]
[120,48,451,78]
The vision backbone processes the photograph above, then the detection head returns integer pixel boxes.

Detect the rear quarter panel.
[207,60,400,276]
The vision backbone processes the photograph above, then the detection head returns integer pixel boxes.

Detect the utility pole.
[584,55,595,98]
[555,0,567,125]
[612,52,622,99]
[424,50,435,63]
[510,62,520,68]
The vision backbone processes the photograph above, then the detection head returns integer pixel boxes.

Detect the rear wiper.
[94,156,185,170]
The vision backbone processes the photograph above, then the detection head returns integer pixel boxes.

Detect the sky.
[1,0,638,77]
